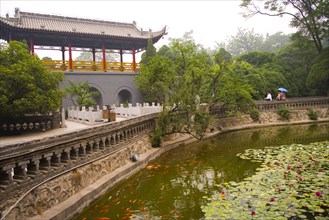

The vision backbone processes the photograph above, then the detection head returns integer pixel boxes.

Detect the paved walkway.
[0,117,127,147]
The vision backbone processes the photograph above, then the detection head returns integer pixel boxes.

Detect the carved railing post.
[27,158,41,176]
[0,165,14,188]
[61,149,71,163]
[39,154,52,171]
[13,161,29,180]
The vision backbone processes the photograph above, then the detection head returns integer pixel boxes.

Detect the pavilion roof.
[0,8,167,50]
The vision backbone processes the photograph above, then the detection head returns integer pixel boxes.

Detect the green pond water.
[74,123,329,220]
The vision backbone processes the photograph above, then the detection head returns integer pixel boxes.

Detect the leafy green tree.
[218,30,291,56]
[235,51,287,99]
[237,51,274,67]
[136,55,175,103]
[140,38,157,65]
[137,35,212,140]
[306,47,329,96]
[138,31,273,141]
[42,56,52,60]
[161,39,212,140]
[137,33,257,141]
[240,0,329,53]
[75,51,119,62]
[274,33,318,96]
[65,81,100,108]
[222,28,264,56]
[0,41,65,118]
[202,48,233,103]
[157,45,176,60]
[216,71,255,116]
[260,32,291,52]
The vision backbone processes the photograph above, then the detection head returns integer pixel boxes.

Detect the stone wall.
[0,114,157,220]
[0,112,61,136]
[5,135,152,220]
[215,107,329,129]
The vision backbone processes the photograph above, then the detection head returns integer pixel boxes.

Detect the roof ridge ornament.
[14,7,21,24]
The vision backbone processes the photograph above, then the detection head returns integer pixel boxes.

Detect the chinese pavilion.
[0,8,167,72]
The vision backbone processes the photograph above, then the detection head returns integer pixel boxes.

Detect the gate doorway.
[117,89,132,106]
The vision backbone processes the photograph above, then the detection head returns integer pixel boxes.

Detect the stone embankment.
[34,106,329,220]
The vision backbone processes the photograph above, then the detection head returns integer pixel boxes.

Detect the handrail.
[256,96,329,112]
[210,97,329,116]
[42,60,140,72]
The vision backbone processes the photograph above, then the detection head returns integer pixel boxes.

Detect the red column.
[30,37,34,55]
[68,41,73,71]
[102,43,107,72]
[61,46,65,61]
[61,46,66,70]
[92,48,96,71]
[92,48,96,62]
[132,46,136,72]
[120,49,123,63]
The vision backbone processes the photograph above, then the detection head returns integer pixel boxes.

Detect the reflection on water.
[73,123,329,220]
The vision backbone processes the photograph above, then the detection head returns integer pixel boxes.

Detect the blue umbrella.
[278,88,288,92]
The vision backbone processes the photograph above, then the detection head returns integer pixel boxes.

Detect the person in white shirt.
[265,92,272,101]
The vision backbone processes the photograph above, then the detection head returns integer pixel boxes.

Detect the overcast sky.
[0,0,296,60]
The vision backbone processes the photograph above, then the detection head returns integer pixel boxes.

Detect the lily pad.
[202,141,329,219]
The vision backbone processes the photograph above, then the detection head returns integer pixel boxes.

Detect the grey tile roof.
[0,8,166,39]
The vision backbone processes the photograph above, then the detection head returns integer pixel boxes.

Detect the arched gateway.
[0,8,167,108]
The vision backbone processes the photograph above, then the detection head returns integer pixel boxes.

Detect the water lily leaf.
[229,181,238,186]
[203,141,329,219]
[314,208,325,213]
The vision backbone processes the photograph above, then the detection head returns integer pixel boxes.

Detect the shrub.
[123,100,129,108]
[151,128,162,148]
[307,109,318,120]
[277,104,291,120]
[249,108,260,122]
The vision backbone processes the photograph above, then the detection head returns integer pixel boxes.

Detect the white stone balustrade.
[68,106,103,123]
[112,102,162,116]
[67,103,162,123]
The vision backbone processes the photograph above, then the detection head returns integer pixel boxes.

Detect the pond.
[73,123,329,220]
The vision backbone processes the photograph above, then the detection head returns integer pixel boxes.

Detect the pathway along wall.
[1,98,329,220]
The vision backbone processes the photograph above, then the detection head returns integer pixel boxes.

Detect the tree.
[163,38,212,140]
[240,0,329,53]
[221,28,264,56]
[136,55,175,103]
[0,41,65,118]
[137,33,257,141]
[140,38,157,65]
[261,32,291,51]
[236,51,274,67]
[65,81,100,108]
[216,71,255,116]
[42,56,52,60]
[274,32,318,96]
[306,47,329,95]
[75,51,119,62]
[202,48,233,103]
[217,29,291,56]
[137,34,212,140]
